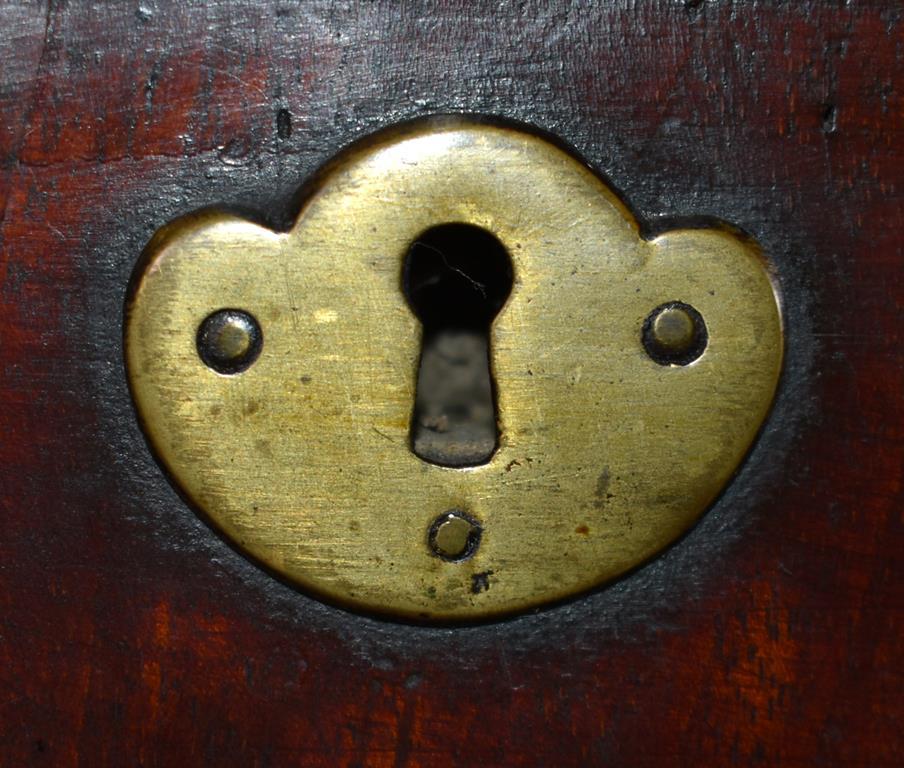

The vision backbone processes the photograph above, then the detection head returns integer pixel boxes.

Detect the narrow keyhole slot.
[403,223,514,468]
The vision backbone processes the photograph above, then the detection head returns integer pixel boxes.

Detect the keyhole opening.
[403,223,514,467]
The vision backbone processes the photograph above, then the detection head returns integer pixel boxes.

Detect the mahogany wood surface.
[1,2,901,766]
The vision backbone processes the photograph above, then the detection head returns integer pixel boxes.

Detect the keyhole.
[403,223,514,467]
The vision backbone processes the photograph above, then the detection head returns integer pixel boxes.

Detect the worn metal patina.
[125,118,783,621]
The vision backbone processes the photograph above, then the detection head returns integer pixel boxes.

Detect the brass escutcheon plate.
[125,117,783,621]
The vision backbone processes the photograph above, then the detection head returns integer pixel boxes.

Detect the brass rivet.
[429,510,481,562]
[642,301,707,365]
[196,309,262,374]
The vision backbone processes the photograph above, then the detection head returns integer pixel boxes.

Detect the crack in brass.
[124,117,783,622]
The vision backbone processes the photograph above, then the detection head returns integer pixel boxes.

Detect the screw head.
[642,301,708,365]
[428,510,481,562]
[196,309,263,374]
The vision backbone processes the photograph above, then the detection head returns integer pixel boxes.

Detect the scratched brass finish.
[125,118,783,621]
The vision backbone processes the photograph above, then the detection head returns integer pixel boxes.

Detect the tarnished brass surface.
[125,117,783,621]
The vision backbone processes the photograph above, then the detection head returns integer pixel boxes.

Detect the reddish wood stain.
[1,2,901,766]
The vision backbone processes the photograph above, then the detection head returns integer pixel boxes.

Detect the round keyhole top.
[402,223,514,468]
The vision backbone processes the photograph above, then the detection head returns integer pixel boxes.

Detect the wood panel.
[1,2,901,765]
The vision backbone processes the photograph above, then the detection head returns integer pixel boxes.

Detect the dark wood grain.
[1,2,901,766]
